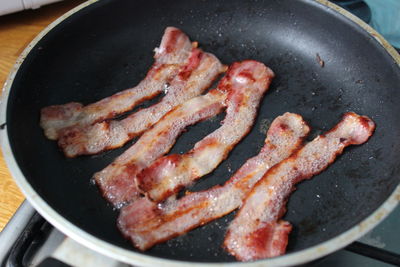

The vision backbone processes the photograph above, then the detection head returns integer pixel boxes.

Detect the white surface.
[0,0,63,16]
[0,0,24,16]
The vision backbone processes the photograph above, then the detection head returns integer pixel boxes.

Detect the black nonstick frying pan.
[1,0,400,266]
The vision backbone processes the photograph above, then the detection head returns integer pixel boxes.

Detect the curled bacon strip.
[40,27,193,140]
[223,112,375,262]
[95,60,273,207]
[137,60,275,202]
[58,49,224,157]
[117,113,310,251]
[93,90,226,207]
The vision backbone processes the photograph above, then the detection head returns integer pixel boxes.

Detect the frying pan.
[1,0,400,266]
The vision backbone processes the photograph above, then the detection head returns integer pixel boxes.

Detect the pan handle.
[345,241,400,266]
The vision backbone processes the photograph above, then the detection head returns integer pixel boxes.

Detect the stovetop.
[0,201,399,267]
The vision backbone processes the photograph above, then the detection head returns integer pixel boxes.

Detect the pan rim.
[1,0,399,266]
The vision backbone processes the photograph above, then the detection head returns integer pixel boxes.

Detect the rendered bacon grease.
[58,48,224,157]
[40,27,193,140]
[137,60,275,202]
[117,113,310,250]
[94,60,272,207]
[223,112,375,261]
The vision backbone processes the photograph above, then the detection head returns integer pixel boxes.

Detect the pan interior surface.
[6,0,400,263]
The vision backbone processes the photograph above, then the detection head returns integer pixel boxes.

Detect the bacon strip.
[137,60,275,202]
[40,27,193,140]
[117,113,310,251]
[94,61,259,206]
[93,89,226,207]
[223,112,375,262]
[57,49,224,157]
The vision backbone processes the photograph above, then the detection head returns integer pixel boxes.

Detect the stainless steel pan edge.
[0,0,399,266]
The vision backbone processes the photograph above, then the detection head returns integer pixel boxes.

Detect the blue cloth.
[364,0,400,48]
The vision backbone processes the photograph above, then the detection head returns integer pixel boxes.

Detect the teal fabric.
[364,0,400,48]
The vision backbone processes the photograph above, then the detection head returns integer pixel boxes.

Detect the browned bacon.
[93,89,226,207]
[94,61,257,206]
[58,48,224,157]
[117,113,310,251]
[137,60,275,202]
[223,112,375,262]
[40,27,193,140]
